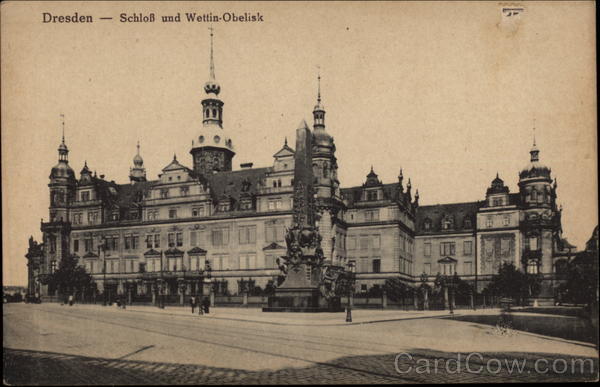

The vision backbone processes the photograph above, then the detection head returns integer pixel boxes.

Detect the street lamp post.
[159,250,165,309]
[346,261,355,323]
[98,237,107,306]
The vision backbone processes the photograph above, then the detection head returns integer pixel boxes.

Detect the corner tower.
[190,27,235,176]
[518,128,561,305]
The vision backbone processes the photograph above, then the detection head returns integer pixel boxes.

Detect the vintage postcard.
[2,1,598,384]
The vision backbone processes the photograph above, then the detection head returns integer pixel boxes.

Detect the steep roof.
[206,167,271,204]
[116,180,157,208]
[341,182,406,207]
[416,201,482,234]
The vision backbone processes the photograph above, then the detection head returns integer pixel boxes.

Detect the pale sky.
[2,1,597,286]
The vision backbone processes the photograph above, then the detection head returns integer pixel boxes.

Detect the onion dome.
[313,127,334,147]
[133,142,144,167]
[50,136,74,179]
[519,141,551,180]
[50,161,75,179]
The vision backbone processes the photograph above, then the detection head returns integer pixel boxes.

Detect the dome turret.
[519,139,551,181]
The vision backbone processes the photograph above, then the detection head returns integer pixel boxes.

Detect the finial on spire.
[173,153,177,161]
[533,118,536,146]
[136,141,140,155]
[209,25,215,80]
[60,113,65,143]
[284,136,288,146]
[317,67,321,104]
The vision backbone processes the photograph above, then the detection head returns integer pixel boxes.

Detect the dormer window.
[442,217,453,230]
[424,218,432,231]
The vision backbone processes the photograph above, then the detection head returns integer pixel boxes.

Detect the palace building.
[25,32,573,305]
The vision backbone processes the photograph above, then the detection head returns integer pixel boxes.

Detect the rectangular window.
[169,209,177,219]
[503,215,510,226]
[168,233,175,247]
[180,187,189,197]
[359,236,369,250]
[124,236,131,250]
[440,242,456,256]
[359,257,369,273]
[212,229,230,246]
[160,189,169,199]
[424,242,432,257]
[464,241,473,255]
[500,238,510,255]
[348,236,357,250]
[486,216,493,228]
[84,238,93,252]
[154,234,160,248]
[176,232,183,247]
[372,235,381,249]
[73,239,79,252]
[372,258,381,273]
[464,261,473,275]
[265,224,284,243]
[192,206,205,217]
[190,231,197,246]
[146,235,153,249]
[265,255,276,269]
[132,236,139,250]
[239,226,257,245]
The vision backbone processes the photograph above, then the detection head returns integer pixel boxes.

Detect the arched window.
[212,108,217,118]
[277,179,282,187]
[531,189,537,201]
[273,181,277,188]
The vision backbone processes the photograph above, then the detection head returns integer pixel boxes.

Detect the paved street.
[4,303,598,384]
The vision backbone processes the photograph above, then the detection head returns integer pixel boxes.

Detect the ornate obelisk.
[263,120,343,312]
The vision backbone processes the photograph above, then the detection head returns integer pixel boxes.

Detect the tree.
[558,263,598,305]
[485,262,540,305]
[47,255,93,299]
[383,278,413,302]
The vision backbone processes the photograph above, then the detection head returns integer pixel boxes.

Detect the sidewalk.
[67,302,501,326]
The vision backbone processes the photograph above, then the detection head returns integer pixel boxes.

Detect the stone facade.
[26,36,571,305]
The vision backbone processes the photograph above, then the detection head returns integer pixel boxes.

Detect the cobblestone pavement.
[4,347,598,384]
[4,304,599,384]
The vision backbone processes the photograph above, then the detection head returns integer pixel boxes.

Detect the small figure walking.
[68,294,74,306]
[190,296,196,314]
[202,297,210,315]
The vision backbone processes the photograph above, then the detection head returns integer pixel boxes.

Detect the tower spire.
[317,69,321,104]
[60,113,65,144]
[313,68,326,129]
[209,25,215,80]
[57,113,69,162]
[530,118,540,162]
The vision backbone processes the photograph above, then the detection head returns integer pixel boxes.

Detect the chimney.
[240,162,253,169]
